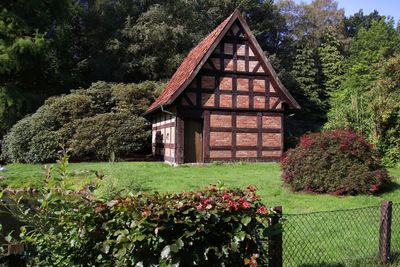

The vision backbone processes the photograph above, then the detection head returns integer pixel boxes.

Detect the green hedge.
[21,185,273,266]
[1,81,163,163]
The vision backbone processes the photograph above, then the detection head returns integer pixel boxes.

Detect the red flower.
[222,194,231,200]
[203,198,212,205]
[257,206,267,214]
[241,200,250,209]
[227,200,239,211]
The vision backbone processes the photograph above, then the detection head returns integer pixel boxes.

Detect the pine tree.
[291,41,324,118]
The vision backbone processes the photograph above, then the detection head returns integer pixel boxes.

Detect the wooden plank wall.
[152,112,176,163]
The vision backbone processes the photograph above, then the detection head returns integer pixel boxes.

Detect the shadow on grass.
[379,180,400,194]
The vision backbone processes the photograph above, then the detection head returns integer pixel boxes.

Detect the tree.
[344,10,384,38]
[325,19,400,163]
[318,30,344,97]
[277,0,346,48]
[113,0,289,81]
[291,41,324,121]
[0,0,83,137]
[369,55,400,165]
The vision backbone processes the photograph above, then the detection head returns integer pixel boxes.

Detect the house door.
[184,119,203,163]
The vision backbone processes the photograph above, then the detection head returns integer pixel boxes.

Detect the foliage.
[318,31,344,96]
[1,116,59,163]
[67,113,150,160]
[290,41,325,121]
[0,86,41,137]
[112,81,163,115]
[1,0,399,163]
[344,10,384,38]
[281,129,392,195]
[325,19,400,164]
[1,154,274,266]
[277,0,346,49]
[0,0,83,135]
[369,54,400,165]
[0,0,291,137]
[1,81,162,163]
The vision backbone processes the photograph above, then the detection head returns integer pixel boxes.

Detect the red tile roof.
[145,12,235,114]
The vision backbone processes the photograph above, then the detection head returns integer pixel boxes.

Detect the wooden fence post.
[379,200,392,264]
[268,206,283,267]
[7,243,26,267]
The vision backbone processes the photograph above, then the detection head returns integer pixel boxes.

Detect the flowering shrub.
[6,154,274,267]
[76,185,272,266]
[281,129,391,195]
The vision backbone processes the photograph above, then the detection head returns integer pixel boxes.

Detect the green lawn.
[1,161,399,214]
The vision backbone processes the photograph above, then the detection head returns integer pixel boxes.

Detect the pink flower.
[196,203,204,211]
[203,198,212,205]
[241,201,250,209]
[227,200,239,211]
[257,206,267,214]
[222,194,231,200]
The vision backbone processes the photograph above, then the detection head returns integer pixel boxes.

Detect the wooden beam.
[152,122,175,131]
[200,69,268,78]
[203,110,211,162]
[175,111,184,164]
[257,112,262,158]
[210,127,281,133]
[232,112,237,159]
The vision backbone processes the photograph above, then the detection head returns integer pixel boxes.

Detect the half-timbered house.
[144,9,300,164]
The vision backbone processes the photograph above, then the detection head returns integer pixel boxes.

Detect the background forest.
[1,0,399,165]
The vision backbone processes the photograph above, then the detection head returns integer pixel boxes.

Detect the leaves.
[281,130,392,195]
[4,176,273,266]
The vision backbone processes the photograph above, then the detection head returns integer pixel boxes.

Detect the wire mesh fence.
[282,202,400,266]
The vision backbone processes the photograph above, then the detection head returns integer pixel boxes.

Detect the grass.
[1,161,399,214]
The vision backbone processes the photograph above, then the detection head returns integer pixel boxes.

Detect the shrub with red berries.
[281,129,392,195]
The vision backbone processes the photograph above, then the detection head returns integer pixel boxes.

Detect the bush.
[1,80,163,163]
[281,129,391,195]
[4,156,274,266]
[31,186,272,266]
[1,116,59,163]
[112,81,163,115]
[67,113,150,160]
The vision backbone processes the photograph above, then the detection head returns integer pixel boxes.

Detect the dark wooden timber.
[232,112,237,159]
[379,200,392,264]
[152,122,175,130]
[268,206,283,267]
[203,110,211,161]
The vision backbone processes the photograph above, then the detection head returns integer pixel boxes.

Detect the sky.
[296,0,400,23]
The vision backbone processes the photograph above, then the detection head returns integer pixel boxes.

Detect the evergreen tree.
[318,30,344,99]
[344,10,384,38]
[291,41,324,121]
